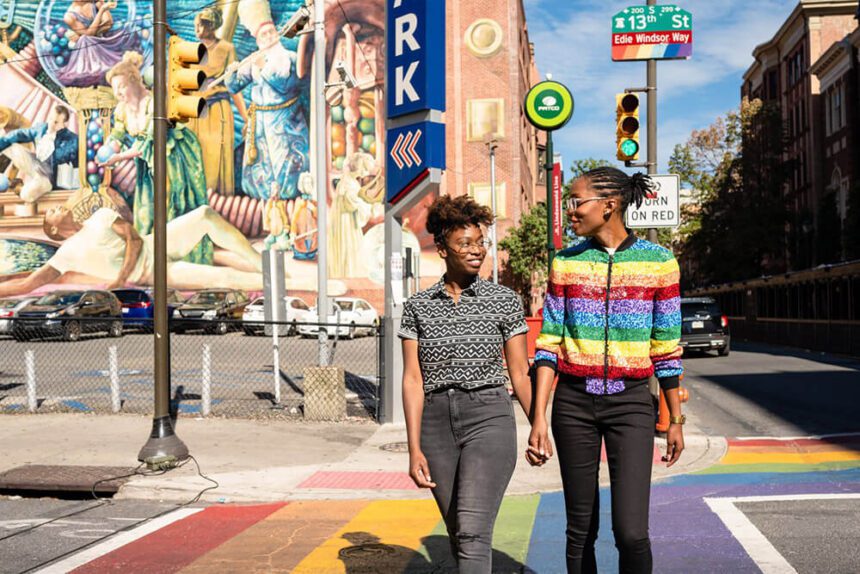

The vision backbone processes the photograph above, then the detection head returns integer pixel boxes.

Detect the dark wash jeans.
[551,377,655,574]
[421,386,517,574]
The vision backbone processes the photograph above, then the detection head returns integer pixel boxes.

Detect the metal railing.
[0,317,383,421]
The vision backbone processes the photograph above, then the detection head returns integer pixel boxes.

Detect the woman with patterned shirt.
[399,195,535,573]
[529,167,685,574]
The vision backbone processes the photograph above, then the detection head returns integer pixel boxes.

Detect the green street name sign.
[524,81,574,131]
[612,4,691,33]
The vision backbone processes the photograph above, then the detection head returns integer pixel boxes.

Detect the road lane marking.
[704,493,860,574]
[33,508,203,574]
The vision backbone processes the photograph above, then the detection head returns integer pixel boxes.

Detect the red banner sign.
[552,162,563,249]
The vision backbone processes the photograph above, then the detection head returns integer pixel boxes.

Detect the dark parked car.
[14,290,123,342]
[171,288,249,334]
[680,297,730,356]
[111,288,186,330]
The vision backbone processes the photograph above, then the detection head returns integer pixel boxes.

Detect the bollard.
[303,366,346,421]
[109,345,121,413]
[201,344,211,417]
[25,350,36,413]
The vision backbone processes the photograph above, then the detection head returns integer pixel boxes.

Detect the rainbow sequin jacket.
[534,232,683,395]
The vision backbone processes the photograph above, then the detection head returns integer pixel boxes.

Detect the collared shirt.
[36,130,57,163]
[398,276,529,393]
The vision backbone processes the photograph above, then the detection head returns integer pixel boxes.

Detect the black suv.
[171,288,249,334]
[680,297,730,356]
[14,290,123,342]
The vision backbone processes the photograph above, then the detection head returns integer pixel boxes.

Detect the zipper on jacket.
[603,253,614,394]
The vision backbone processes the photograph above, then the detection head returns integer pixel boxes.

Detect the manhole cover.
[0,465,137,494]
[379,441,409,453]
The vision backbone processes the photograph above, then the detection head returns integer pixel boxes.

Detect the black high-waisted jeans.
[421,386,517,574]
[551,378,655,574]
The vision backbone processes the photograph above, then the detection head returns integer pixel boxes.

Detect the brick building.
[810,25,860,261]
[442,0,545,256]
[741,0,858,269]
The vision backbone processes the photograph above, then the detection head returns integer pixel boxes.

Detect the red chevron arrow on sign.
[389,132,405,169]
[407,129,422,165]
[400,131,414,168]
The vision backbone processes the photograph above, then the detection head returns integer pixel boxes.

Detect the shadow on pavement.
[337,532,532,573]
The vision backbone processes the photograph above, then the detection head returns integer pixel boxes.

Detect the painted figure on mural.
[0,104,78,204]
[57,1,148,87]
[100,51,212,265]
[188,7,247,196]
[225,0,310,229]
[328,151,376,278]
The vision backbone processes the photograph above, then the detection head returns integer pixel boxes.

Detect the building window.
[830,83,843,134]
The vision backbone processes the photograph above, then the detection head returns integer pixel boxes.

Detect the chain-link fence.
[0,317,383,421]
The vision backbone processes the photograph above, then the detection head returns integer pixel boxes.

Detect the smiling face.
[438,224,487,276]
[566,177,618,237]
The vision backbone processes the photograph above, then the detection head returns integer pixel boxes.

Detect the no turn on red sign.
[626,174,680,228]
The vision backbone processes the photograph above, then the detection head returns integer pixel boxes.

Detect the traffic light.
[168,37,207,122]
[616,92,640,162]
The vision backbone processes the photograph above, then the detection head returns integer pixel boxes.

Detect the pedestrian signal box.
[616,93,640,162]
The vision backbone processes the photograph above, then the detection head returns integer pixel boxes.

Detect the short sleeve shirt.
[398,276,529,392]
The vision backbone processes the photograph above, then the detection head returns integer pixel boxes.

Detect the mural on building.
[0,0,427,305]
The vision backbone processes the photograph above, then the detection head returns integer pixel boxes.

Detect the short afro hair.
[426,195,494,246]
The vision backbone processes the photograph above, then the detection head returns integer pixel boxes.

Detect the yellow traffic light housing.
[168,37,207,122]
[616,93,640,162]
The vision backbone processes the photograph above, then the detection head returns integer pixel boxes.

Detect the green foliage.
[499,201,548,309]
[668,98,789,288]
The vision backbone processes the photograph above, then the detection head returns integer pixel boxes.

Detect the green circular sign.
[524,81,574,130]
[620,139,639,158]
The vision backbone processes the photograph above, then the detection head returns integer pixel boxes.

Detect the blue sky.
[523,0,798,174]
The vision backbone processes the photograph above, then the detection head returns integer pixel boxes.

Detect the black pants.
[421,386,517,574]
[551,379,655,574]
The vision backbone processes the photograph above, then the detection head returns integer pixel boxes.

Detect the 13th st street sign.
[612,4,692,61]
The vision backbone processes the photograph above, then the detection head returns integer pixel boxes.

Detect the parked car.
[171,288,249,334]
[13,290,123,342]
[242,296,312,336]
[680,297,730,356]
[0,297,39,334]
[297,297,379,339]
[111,288,186,330]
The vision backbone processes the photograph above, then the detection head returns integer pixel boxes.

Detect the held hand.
[526,419,553,466]
[409,450,437,489]
[664,424,685,467]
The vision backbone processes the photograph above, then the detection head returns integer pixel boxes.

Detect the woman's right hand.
[527,418,553,466]
[408,449,436,488]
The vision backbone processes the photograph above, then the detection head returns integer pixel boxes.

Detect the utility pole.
[545,130,555,275]
[487,137,499,283]
[138,0,188,463]
[313,0,329,366]
[646,0,658,244]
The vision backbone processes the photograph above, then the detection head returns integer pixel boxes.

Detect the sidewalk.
[0,409,726,503]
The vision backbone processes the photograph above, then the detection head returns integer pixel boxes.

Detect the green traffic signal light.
[620,138,639,159]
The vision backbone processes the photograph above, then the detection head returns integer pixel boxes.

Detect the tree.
[499,201,547,313]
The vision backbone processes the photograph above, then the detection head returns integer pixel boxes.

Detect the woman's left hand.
[664,423,685,467]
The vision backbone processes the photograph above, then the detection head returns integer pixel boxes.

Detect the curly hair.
[426,195,494,246]
[106,51,144,86]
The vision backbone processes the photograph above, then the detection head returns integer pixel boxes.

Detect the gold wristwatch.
[669,414,686,425]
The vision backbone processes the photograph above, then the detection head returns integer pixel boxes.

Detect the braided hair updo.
[426,195,494,247]
[581,166,655,214]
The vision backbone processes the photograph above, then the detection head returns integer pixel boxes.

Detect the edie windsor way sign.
[612,4,692,61]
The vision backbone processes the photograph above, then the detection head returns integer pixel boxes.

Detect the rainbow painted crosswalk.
[54,435,860,573]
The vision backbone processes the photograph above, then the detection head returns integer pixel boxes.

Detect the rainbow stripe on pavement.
[59,435,860,573]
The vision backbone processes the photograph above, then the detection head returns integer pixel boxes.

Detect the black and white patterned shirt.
[398,276,529,392]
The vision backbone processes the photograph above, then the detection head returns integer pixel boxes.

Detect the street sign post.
[612,4,692,61]
[524,79,574,274]
[625,174,680,228]
[384,0,446,424]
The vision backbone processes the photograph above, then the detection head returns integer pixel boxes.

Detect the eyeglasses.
[448,238,492,253]
[565,196,612,212]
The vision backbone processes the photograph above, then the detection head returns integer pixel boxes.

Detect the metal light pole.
[646,0,658,244]
[313,0,329,366]
[138,0,188,463]
[545,131,554,276]
[487,138,499,283]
